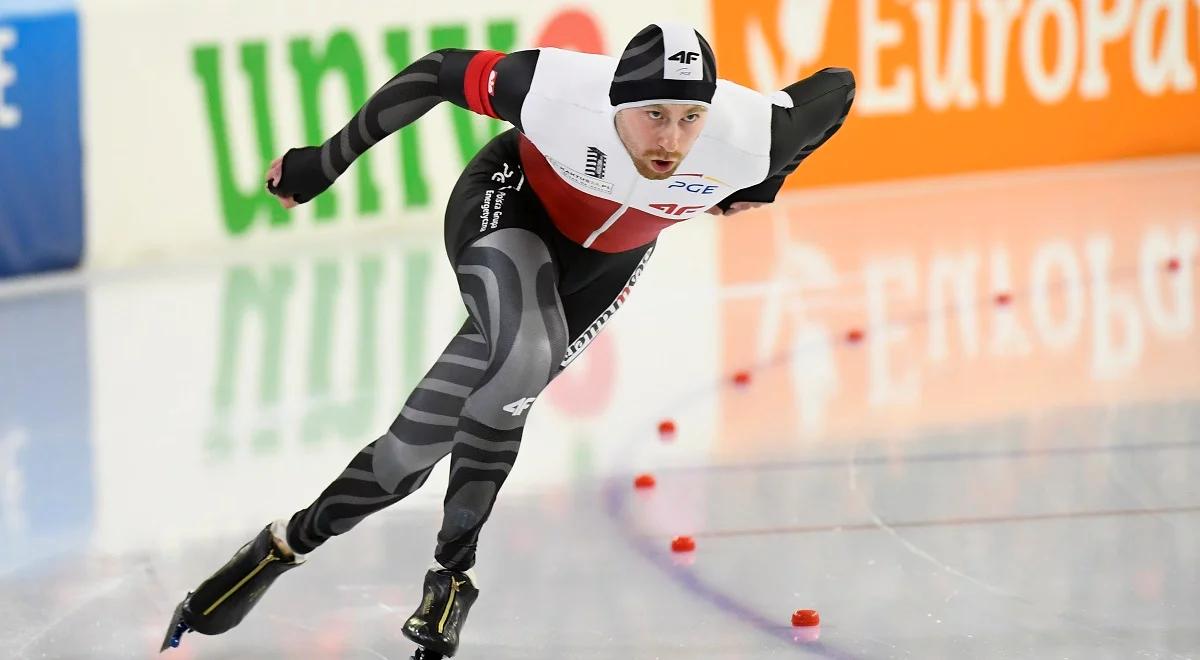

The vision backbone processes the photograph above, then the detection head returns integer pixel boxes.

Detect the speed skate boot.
[403,568,480,659]
[160,520,306,651]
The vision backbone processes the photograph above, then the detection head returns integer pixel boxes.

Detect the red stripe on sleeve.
[463,50,506,118]
[477,52,504,118]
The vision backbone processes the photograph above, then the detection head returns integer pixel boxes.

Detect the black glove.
[266,146,333,204]
[716,176,784,211]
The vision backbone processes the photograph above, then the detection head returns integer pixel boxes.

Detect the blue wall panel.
[0,8,82,278]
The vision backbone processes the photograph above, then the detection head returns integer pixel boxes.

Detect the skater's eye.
[646,110,663,120]
[683,113,700,122]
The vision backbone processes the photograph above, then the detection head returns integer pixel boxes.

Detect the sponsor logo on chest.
[645,173,727,218]
[667,180,718,195]
[585,146,607,179]
[547,154,613,195]
[649,203,707,216]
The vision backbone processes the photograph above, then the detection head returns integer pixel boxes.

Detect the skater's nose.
[657,123,682,153]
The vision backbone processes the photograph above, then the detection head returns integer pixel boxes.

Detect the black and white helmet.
[609,22,718,110]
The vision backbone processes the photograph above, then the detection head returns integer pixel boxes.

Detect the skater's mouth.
[650,159,674,172]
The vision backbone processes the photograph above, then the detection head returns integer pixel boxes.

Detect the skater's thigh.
[454,228,567,387]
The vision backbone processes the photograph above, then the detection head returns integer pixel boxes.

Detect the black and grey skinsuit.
[270,45,855,571]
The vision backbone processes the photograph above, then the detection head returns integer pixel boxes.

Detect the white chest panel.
[519,48,776,221]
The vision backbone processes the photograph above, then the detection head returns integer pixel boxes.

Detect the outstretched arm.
[712,67,855,214]
[267,48,539,206]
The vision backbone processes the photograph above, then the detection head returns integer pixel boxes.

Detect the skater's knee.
[370,431,452,493]
[514,331,567,380]
[463,333,563,428]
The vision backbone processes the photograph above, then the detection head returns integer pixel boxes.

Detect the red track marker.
[670,535,696,553]
[792,609,820,627]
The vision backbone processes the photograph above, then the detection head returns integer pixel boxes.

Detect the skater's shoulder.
[710,78,788,120]
[527,47,616,83]
[693,80,775,154]
[523,47,616,109]
[532,47,615,67]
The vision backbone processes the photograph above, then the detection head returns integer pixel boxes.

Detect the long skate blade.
[160,600,190,652]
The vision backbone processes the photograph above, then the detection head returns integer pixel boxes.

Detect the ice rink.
[2,156,1198,659]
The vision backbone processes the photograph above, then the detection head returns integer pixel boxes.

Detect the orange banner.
[710,0,1200,186]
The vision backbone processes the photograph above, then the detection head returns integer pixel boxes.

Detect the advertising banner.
[710,0,1200,187]
[0,3,83,277]
[80,1,705,267]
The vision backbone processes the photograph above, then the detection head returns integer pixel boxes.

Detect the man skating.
[163,21,854,659]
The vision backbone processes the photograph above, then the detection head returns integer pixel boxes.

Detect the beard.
[630,154,682,180]
[626,148,684,180]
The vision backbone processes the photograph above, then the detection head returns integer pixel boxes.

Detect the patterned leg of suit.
[284,228,566,565]
[434,228,567,570]
[284,320,488,555]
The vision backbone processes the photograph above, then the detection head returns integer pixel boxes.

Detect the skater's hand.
[266,157,299,209]
[707,201,767,216]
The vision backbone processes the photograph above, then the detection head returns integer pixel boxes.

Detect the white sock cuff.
[270,519,307,564]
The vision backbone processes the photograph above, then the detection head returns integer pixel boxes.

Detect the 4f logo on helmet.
[667,50,699,64]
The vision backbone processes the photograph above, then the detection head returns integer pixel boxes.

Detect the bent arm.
[717,67,855,210]
[271,48,538,203]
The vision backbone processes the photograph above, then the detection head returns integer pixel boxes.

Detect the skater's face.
[614,103,708,180]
